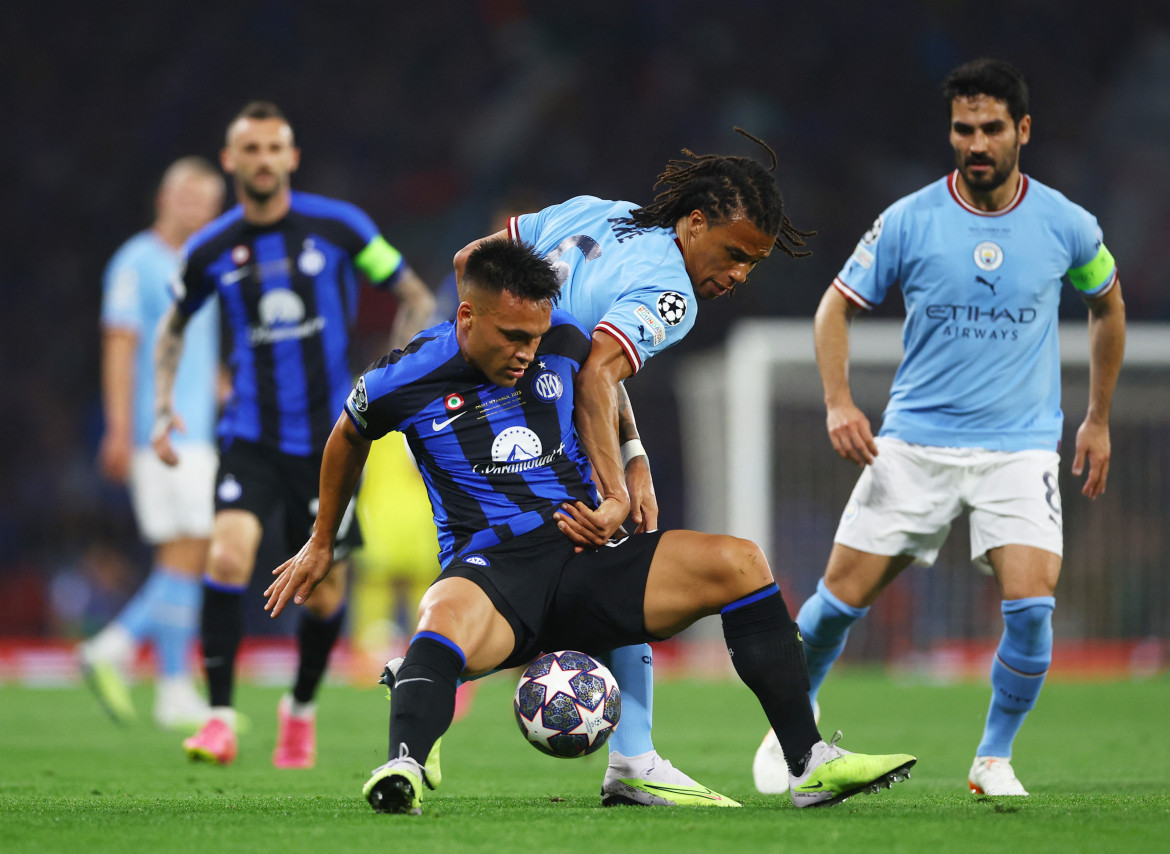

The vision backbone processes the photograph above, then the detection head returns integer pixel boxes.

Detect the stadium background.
[2,1,1167,678]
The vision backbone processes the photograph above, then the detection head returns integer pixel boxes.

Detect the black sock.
[721,584,820,776]
[387,634,464,766]
[292,606,346,704]
[202,581,245,708]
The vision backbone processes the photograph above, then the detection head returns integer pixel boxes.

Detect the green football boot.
[790,732,916,808]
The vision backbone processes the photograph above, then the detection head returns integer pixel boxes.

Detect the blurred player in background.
[82,157,225,730]
[751,58,1126,797]
[264,238,915,816]
[451,131,814,806]
[152,101,434,768]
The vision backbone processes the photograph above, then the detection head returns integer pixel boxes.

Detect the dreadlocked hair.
[623,127,814,258]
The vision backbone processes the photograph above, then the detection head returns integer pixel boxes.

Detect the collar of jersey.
[947,170,1029,217]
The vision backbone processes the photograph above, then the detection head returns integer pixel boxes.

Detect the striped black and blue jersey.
[344,309,598,568]
[172,190,409,456]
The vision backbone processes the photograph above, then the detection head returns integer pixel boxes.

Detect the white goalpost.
[676,320,1170,648]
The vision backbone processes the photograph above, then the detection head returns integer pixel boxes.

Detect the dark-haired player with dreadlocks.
[446,131,814,807]
[751,58,1125,797]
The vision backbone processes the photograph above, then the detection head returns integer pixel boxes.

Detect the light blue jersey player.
[456,134,815,806]
[82,157,225,731]
[753,59,1126,799]
[509,196,698,374]
[834,170,1115,451]
[104,233,220,452]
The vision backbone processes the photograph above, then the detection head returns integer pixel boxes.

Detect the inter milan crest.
[217,473,243,503]
[298,239,326,276]
[656,291,688,326]
[531,370,563,402]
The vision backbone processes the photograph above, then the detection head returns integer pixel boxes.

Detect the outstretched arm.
[265,414,372,616]
[1073,281,1125,499]
[814,285,877,466]
[151,304,190,467]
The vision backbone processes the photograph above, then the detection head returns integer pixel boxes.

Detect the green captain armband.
[1067,243,1115,293]
[355,235,404,284]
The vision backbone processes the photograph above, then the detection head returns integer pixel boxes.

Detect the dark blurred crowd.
[3,1,1168,638]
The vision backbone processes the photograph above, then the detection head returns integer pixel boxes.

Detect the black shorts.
[439,519,664,669]
[214,438,362,557]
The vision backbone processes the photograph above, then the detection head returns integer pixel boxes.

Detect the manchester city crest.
[973,240,1004,272]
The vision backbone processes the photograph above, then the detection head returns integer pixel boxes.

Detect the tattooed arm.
[151,303,191,467]
[617,382,657,533]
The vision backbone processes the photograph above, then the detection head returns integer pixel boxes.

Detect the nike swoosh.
[393,677,434,686]
[801,781,825,789]
[431,412,466,432]
[624,780,724,801]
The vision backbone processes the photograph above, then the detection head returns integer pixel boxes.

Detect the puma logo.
[976,275,999,295]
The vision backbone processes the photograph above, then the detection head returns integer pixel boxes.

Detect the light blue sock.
[977,596,1055,758]
[601,644,655,757]
[115,570,169,641]
[148,568,202,678]
[796,578,869,705]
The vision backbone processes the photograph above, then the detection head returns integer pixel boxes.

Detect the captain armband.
[1067,243,1116,293]
[355,235,404,284]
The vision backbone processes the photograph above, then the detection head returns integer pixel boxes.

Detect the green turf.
[1,670,1167,853]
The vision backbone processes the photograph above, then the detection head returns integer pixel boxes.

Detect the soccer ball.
[514,650,621,758]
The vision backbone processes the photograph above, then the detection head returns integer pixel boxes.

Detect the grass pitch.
[1,669,1167,853]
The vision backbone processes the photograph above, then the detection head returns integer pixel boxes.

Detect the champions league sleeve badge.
[656,291,688,326]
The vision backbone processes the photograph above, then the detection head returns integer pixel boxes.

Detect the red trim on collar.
[947,170,1029,216]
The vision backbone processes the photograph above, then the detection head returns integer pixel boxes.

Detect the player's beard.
[240,171,283,204]
[959,146,1019,193]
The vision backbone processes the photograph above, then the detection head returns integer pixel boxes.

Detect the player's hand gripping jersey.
[173,191,407,456]
[833,172,1117,452]
[344,310,598,568]
[509,196,697,374]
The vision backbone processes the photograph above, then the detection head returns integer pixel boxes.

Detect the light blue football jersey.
[510,195,696,373]
[834,172,1117,452]
[101,230,219,448]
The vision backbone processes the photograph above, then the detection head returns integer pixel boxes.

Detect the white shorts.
[128,443,217,544]
[834,437,1063,573]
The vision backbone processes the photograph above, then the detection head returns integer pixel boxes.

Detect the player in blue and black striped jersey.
[151,101,434,768]
[264,239,917,815]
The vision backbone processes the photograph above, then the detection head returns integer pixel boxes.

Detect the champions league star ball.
[514,650,621,758]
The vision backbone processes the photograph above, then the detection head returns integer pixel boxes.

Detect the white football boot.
[968,756,1029,796]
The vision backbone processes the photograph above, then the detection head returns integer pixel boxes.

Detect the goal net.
[675,319,1170,670]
